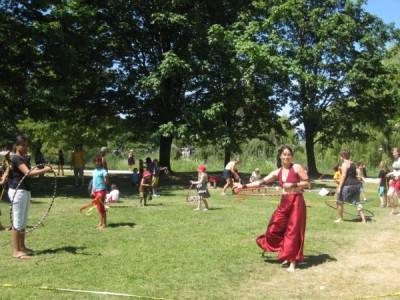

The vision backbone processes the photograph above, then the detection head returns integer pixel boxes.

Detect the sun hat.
[100,146,108,152]
[197,165,206,172]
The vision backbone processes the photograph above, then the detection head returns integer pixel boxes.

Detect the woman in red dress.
[240,145,310,272]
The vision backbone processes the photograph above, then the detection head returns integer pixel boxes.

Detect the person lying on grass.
[80,155,109,229]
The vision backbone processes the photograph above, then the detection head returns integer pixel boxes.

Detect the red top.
[277,164,300,187]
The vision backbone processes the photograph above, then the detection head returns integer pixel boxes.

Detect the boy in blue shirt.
[80,155,109,229]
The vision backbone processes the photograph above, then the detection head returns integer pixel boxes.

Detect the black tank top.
[343,163,360,186]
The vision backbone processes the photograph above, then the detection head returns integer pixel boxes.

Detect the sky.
[364,0,400,28]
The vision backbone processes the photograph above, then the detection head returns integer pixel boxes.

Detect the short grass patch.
[0,175,396,299]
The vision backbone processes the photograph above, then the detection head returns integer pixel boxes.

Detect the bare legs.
[12,229,30,259]
[222,178,233,195]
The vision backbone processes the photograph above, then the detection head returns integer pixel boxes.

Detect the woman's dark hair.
[276,145,293,168]
[94,154,103,165]
[13,135,29,152]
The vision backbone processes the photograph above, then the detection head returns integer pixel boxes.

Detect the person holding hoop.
[335,150,367,223]
[238,145,310,272]
[80,155,109,229]
[190,165,210,211]
[8,136,52,259]
[222,158,241,195]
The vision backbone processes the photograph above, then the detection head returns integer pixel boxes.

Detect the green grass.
[0,175,387,299]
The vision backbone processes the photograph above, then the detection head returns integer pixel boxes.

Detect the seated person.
[106,184,120,207]
[249,168,262,183]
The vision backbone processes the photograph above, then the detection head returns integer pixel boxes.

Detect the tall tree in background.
[104,1,253,170]
[0,0,39,145]
[256,0,398,176]
[187,18,287,166]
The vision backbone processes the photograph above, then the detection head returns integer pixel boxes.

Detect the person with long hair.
[335,150,367,223]
[8,136,52,259]
[239,145,310,272]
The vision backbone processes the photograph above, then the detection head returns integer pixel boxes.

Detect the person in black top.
[57,149,65,176]
[8,136,52,260]
[335,150,366,223]
[378,160,389,208]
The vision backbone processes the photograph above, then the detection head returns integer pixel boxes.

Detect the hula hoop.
[10,163,57,234]
[84,206,96,216]
[186,184,200,204]
[325,199,374,219]
[233,185,282,197]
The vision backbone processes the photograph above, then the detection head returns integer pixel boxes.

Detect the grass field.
[0,173,398,299]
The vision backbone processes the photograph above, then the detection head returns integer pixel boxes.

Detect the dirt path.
[235,213,400,299]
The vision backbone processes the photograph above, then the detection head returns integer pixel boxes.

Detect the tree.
[1,1,120,148]
[100,1,255,170]
[186,19,287,166]
[255,0,398,176]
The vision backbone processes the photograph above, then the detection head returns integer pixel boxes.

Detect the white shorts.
[8,188,31,231]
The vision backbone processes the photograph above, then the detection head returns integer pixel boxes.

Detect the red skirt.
[256,193,306,262]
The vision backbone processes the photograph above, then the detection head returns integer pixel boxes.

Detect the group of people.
[2,135,400,273]
[128,155,168,207]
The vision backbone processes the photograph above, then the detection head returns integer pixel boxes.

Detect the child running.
[139,170,152,207]
[80,155,109,229]
[190,165,210,211]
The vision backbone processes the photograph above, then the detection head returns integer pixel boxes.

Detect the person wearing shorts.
[8,136,52,259]
[377,160,389,208]
[139,171,152,206]
[222,159,240,195]
[335,150,366,223]
[80,155,109,229]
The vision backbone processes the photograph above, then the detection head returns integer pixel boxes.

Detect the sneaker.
[221,192,227,196]
[334,218,343,223]
[153,194,160,197]
[193,208,200,211]
[202,208,208,211]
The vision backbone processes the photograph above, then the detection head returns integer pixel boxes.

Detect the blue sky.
[364,0,400,28]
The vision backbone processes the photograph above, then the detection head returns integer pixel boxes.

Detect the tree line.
[1,0,399,176]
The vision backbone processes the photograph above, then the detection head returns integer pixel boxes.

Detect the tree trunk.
[159,136,173,172]
[224,148,231,168]
[304,125,319,177]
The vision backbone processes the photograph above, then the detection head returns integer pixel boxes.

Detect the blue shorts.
[378,186,386,197]
[337,184,361,205]
[223,169,233,180]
